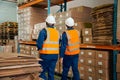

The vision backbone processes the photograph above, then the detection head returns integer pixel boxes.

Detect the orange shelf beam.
[80,44,115,50]
[19,41,120,51]
[19,0,44,10]
[19,41,36,45]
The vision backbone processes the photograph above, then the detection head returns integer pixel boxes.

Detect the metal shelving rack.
[18,0,119,80]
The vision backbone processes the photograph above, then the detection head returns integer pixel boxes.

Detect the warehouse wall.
[50,0,114,13]
[0,1,17,23]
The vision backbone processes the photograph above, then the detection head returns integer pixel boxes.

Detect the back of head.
[45,15,56,24]
[65,17,75,27]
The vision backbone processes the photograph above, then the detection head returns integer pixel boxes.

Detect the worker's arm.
[36,28,47,50]
[60,32,68,63]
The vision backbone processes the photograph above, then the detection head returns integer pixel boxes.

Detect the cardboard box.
[24,45,31,51]
[117,73,120,80]
[96,51,109,60]
[86,58,95,66]
[83,36,92,44]
[79,50,86,58]
[85,74,96,80]
[82,28,92,36]
[95,68,109,78]
[117,54,120,72]
[95,59,109,69]
[86,50,96,59]
[86,66,96,76]
[79,57,86,65]
[96,75,109,80]
[79,64,86,73]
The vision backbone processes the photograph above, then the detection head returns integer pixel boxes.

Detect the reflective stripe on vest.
[65,29,80,55]
[39,28,59,54]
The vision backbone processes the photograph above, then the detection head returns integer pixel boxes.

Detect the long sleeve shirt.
[36,27,58,60]
[60,27,74,58]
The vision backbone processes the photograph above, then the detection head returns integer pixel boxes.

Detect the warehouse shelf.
[19,0,72,9]
[80,44,115,50]
[19,41,36,45]
[19,41,120,50]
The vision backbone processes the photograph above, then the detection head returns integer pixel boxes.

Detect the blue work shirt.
[60,27,74,58]
[36,27,58,60]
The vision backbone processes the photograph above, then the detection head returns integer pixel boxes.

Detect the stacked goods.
[117,0,120,42]
[0,45,13,53]
[18,7,47,41]
[32,22,46,40]
[53,11,71,35]
[117,54,120,80]
[69,6,92,23]
[79,50,113,80]
[53,6,92,36]
[20,44,39,57]
[92,4,113,45]
[81,28,92,44]
[0,22,18,45]
[0,53,42,80]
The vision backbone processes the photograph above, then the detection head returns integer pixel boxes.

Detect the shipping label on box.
[86,58,95,66]
[96,51,109,60]
[95,68,109,78]
[83,36,92,44]
[86,66,96,77]
[86,50,96,59]
[79,57,86,64]
[82,28,92,36]
[95,59,109,69]
[79,50,86,57]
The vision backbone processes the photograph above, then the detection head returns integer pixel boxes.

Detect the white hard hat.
[45,15,56,24]
[65,17,74,27]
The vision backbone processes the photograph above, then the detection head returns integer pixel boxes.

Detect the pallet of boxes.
[0,53,43,80]
[117,53,120,80]
[92,4,113,45]
[79,4,114,80]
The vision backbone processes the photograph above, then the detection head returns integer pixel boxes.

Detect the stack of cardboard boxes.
[18,7,47,41]
[92,4,113,45]
[117,0,120,43]
[79,50,112,80]
[32,22,46,40]
[82,28,92,44]
[20,44,39,58]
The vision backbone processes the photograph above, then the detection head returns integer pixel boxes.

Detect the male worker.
[60,17,80,80]
[37,15,59,80]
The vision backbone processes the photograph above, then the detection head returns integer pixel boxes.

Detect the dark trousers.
[61,54,80,80]
[39,54,58,80]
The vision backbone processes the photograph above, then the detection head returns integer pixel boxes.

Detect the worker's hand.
[60,58,63,64]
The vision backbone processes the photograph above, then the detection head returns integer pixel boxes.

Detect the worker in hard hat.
[37,15,60,80]
[60,17,80,80]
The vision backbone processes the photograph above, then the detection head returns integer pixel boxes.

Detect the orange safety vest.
[39,28,59,54]
[65,29,80,55]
